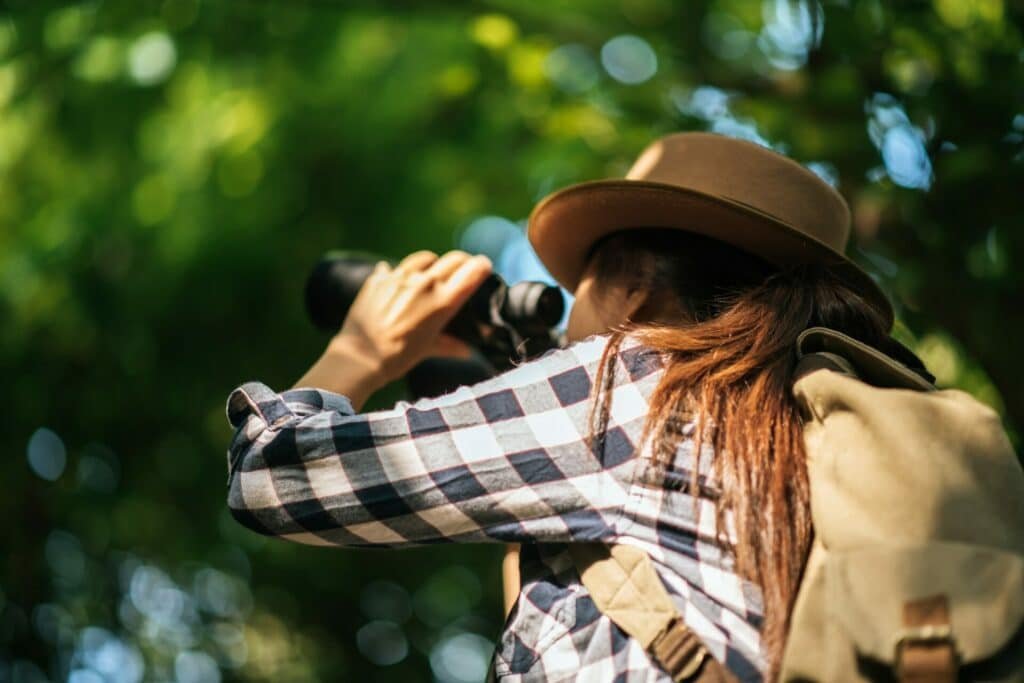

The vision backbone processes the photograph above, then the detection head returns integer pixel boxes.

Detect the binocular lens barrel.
[502,281,564,332]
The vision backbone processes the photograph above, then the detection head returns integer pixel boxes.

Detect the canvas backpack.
[570,326,1024,682]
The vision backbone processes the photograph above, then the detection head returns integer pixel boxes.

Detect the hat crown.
[624,133,851,253]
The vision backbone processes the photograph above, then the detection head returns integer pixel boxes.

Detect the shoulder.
[405,333,666,417]
[505,332,663,386]
[616,331,666,382]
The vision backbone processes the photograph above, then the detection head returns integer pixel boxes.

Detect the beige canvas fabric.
[569,543,678,647]
[569,543,734,682]
[780,332,1024,681]
[572,327,1024,682]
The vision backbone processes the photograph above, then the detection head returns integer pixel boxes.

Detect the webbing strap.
[570,543,734,682]
[897,595,958,683]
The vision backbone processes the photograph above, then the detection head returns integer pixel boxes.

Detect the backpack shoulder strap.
[795,327,936,392]
[569,543,737,682]
[794,349,859,384]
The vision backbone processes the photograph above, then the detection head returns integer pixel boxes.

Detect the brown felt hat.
[527,131,894,329]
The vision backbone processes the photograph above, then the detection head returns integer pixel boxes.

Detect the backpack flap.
[829,544,1024,665]
[784,543,1024,681]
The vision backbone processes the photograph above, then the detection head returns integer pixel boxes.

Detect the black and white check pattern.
[226,334,765,681]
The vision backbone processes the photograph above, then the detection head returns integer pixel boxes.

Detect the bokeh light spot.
[757,0,824,71]
[414,566,482,628]
[77,443,120,494]
[437,63,479,97]
[600,34,658,84]
[216,94,271,153]
[128,31,177,86]
[174,650,221,683]
[933,0,1003,29]
[75,627,145,683]
[882,126,933,189]
[209,622,248,669]
[673,85,732,119]
[544,44,599,93]
[866,93,932,190]
[917,334,961,385]
[470,14,518,50]
[507,40,552,89]
[356,620,408,666]
[73,36,124,83]
[44,6,93,52]
[429,632,493,683]
[27,427,67,481]
[805,161,839,187]
[193,568,252,619]
[544,103,617,149]
[360,580,412,623]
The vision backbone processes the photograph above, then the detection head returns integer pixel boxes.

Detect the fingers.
[383,250,490,316]
[383,252,436,304]
[439,254,492,308]
[367,260,392,281]
[425,251,474,282]
[395,250,439,274]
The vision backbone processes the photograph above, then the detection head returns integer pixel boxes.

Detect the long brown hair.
[585,229,900,673]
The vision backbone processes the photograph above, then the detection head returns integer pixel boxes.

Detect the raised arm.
[225,333,663,548]
[225,247,663,547]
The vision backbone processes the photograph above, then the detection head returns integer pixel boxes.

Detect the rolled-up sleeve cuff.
[226,382,357,430]
[226,381,296,429]
[279,387,355,417]
[224,382,358,488]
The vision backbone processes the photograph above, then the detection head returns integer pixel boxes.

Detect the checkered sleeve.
[224,333,663,548]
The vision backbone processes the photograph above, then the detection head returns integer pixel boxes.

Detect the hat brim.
[527,179,894,329]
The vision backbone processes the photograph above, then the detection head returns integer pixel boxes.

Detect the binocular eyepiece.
[304,252,565,375]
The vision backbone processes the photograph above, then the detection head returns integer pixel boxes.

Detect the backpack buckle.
[649,616,709,682]
[894,624,957,683]
[895,623,953,649]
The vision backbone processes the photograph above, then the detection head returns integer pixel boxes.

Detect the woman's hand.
[294,250,492,408]
[337,249,493,381]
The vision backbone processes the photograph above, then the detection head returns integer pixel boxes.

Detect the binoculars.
[304,252,565,397]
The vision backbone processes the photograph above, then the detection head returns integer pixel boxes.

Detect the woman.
[224,133,910,681]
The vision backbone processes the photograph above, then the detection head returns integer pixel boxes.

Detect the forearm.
[292,334,385,411]
[226,333,649,549]
[503,544,520,615]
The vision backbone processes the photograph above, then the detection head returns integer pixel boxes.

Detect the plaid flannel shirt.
[225,333,765,681]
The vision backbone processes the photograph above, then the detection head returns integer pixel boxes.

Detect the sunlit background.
[3,0,1022,681]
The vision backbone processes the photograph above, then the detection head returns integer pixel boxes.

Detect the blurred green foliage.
[1,0,1022,681]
